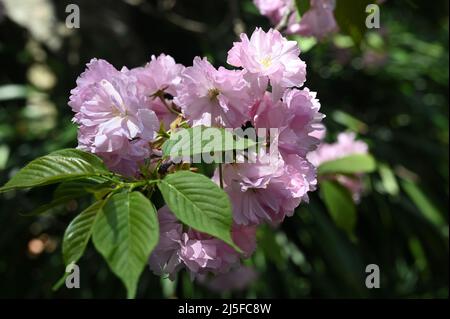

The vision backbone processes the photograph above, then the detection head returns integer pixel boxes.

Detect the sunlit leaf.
[92,192,159,298]
[162,126,258,162]
[401,178,445,228]
[0,149,110,192]
[158,171,239,251]
[318,154,376,176]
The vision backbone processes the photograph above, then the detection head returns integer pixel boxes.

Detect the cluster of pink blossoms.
[69,28,324,283]
[307,132,369,202]
[69,55,183,176]
[254,0,338,39]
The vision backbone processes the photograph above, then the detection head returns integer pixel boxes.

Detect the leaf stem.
[218,163,224,189]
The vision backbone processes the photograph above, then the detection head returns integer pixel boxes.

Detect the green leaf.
[318,154,376,176]
[63,200,104,265]
[331,110,368,133]
[157,171,239,251]
[334,0,373,46]
[378,163,399,196]
[0,144,9,170]
[295,0,310,16]
[24,201,69,216]
[0,149,110,192]
[401,179,445,228]
[52,272,69,292]
[320,180,357,234]
[54,177,110,200]
[92,192,159,299]
[162,126,258,162]
[23,177,111,216]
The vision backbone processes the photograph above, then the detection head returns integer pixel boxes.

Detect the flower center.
[207,88,220,101]
[111,106,127,118]
[260,56,272,68]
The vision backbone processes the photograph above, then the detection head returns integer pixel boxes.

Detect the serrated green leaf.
[318,154,376,176]
[157,171,239,251]
[0,149,110,192]
[92,192,159,299]
[162,126,258,162]
[22,177,111,216]
[63,200,104,265]
[320,180,357,234]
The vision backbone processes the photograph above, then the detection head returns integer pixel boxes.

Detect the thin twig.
[218,163,224,189]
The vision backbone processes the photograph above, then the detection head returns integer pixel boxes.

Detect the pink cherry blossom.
[126,54,185,97]
[123,54,184,128]
[252,89,324,158]
[69,58,159,176]
[227,28,306,100]
[149,206,257,279]
[175,57,254,128]
[219,151,316,225]
[148,206,184,280]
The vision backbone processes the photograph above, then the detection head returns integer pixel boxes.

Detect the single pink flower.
[123,54,184,128]
[126,54,185,97]
[175,57,253,128]
[227,28,306,100]
[219,151,316,225]
[252,89,324,158]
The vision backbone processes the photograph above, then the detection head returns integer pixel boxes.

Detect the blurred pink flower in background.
[253,0,338,40]
[287,0,338,39]
[307,132,369,201]
[197,266,258,293]
[253,0,293,25]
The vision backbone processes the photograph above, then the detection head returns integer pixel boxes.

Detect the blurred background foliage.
[0,0,448,298]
